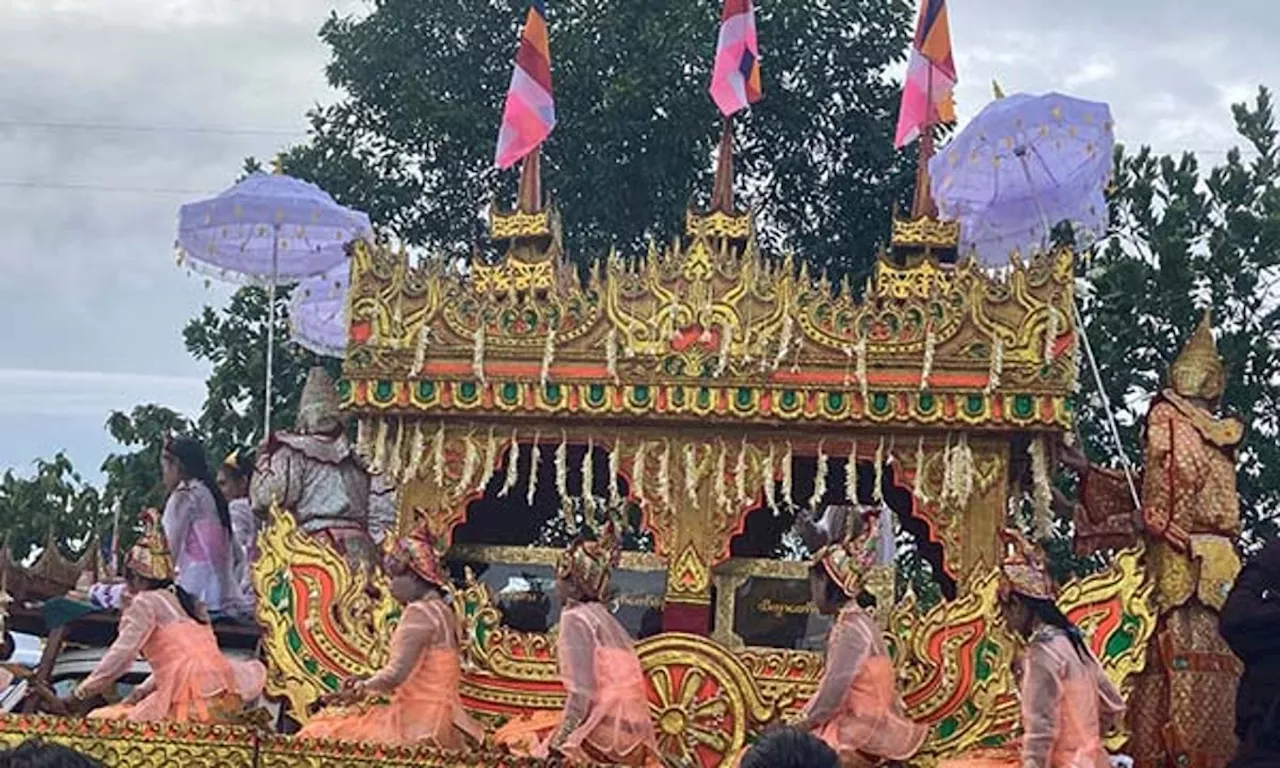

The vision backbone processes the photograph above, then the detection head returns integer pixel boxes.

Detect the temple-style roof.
[340,204,1076,432]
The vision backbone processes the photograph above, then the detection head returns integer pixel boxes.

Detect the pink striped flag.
[495,0,556,169]
[709,0,762,117]
[894,0,957,149]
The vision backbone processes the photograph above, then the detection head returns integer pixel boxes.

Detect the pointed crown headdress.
[1169,310,1226,401]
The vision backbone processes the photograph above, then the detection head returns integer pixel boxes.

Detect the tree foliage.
[281,0,917,282]
[1075,87,1280,544]
[0,454,102,563]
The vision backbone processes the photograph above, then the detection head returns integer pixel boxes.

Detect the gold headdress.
[296,367,344,434]
[126,509,175,582]
[386,516,449,589]
[223,449,240,469]
[556,523,622,602]
[812,509,879,599]
[997,527,1055,602]
[1169,310,1226,401]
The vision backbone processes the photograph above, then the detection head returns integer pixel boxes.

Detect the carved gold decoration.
[489,208,552,240]
[253,502,400,724]
[891,215,961,249]
[0,716,256,767]
[686,209,752,241]
[471,257,555,296]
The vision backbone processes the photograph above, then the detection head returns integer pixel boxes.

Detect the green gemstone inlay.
[501,381,519,403]
[1013,394,1034,418]
[374,380,394,400]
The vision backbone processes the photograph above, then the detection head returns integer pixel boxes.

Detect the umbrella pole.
[1016,154,1142,510]
[265,226,278,437]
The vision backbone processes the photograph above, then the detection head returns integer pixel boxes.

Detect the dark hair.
[130,573,208,625]
[0,741,105,768]
[740,728,839,768]
[220,450,254,482]
[810,564,850,609]
[1022,595,1088,661]
[166,437,232,536]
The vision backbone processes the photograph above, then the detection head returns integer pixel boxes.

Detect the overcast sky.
[0,0,1274,481]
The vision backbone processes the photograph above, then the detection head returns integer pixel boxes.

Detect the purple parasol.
[288,263,349,359]
[928,92,1114,267]
[176,171,371,432]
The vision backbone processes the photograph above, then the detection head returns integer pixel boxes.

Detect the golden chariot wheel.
[637,634,776,768]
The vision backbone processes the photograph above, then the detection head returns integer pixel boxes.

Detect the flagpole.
[911,63,938,219]
[711,117,735,213]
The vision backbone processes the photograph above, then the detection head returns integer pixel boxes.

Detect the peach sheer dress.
[494,601,660,766]
[802,604,927,764]
[297,596,483,748]
[940,628,1126,768]
[83,590,265,722]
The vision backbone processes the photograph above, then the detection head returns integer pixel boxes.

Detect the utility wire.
[0,119,299,137]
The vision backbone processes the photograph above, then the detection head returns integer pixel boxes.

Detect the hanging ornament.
[357,418,373,463]
[431,423,446,487]
[873,437,885,504]
[633,441,649,506]
[608,438,622,506]
[1029,438,1054,539]
[854,335,869,403]
[526,431,542,507]
[458,435,479,500]
[713,324,732,378]
[554,433,570,504]
[540,328,557,388]
[683,443,700,506]
[405,422,426,482]
[657,441,672,510]
[782,441,794,510]
[773,314,794,371]
[472,325,487,383]
[372,419,389,475]
[809,440,829,511]
[734,438,749,507]
[763,442,778,515]
[845,440,859,504]
[477,427,498,493]
[498,430,520,498]
[387,418,405,482]
[986,336,1005,394]
[582,436,596,516]
[714,440,730,512]
[920,325,937,391]
[945,433,976,509]
[912,437,929,503]
[842,344,854,387]
[412,323,432,375]
[1042,306,1060,366]
[606,328,619,382]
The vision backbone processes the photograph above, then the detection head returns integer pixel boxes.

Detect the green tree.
[279,0,917,282]
[98,405,192,551]
[0,454,103,563]
[1074,86,1280,546]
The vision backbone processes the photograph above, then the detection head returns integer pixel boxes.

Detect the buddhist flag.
[709,0,762,117]
[495,0,556,169]
[894,0,957,149]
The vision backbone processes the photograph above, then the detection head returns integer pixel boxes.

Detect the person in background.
[740,728,841,768]
[161,436,248,619]
[297,520,482,748]
[1220,538,1280,767]
[46,511,265,723]
[216,449,257,605]
[0,741,104,768]
[793,510,927,767]
[494,523,660,766]
[941,529,1125,768]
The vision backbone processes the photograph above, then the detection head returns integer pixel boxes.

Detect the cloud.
[0,368,205,418]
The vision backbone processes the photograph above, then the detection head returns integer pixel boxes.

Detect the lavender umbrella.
[928,92,1114,267]
[288,263,349,359]
[176,171,371,432]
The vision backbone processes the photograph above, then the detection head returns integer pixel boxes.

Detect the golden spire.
[992,79,1006,99]
[1169,309,1226,400]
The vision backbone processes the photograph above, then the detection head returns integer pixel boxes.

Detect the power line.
[0,120,300,137]
[0,180,216,195]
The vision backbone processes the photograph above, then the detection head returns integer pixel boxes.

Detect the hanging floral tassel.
[763,442,778,515]
[734,438,749,507]
[540,328,557,388]
[411,323,432,375]
[606,328,619,383]
[912,437,929,504]
[554,433,570,505]
[946,433,976,509]
[986,336,1005,394]
[781,441,794,510]
[809,440,829,511]
[458,435,479,500]
[582,436,596,516]
[713,324,732,378]
[405,422,426,482]
[477,427,497,493]
[657,441,672,510]
[431,423,446,487]
[920,325,937,391]
[372,419,389,475]
[498,430,520,498]
[1042,306,1060,366]
[1029,438,1054,539]
[845,439,859,505]
[472,325,487,383]
[873,437,885,504]
[854,335,869,403]
[526,431,542,507]
[608,438,622,506]
[772,314,794,371]
[387,418,406,482]
[683,443,700,506]
[633,441,648,506]
[714,440,730,512]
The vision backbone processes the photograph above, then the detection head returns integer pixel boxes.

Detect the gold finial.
[1169,309,1226,400]
[271,154,285,175]
[992,79,1006,99]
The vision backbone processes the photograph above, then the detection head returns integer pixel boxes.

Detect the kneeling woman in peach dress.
[494,527,661,766]
[793,518,927,767]
[67,512,266,722]
[941,529,1126,768]
[297,523,483,749]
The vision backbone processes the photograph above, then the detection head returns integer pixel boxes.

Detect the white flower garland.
[683,444,700,506]
[657,441,672,510]
[554,433,570,504]
[458,435,479,499]
[809,440,829,511]
[633,441,648,505]
[472,326,487,383]
[608,438,622,505]
[387,418,405,482]
[845,439,859,504]
[477,427,497,492]
[540,329,557,388]
[986,336,1005,394]
[912,437,929,503]
[606,328,619,382]
[920,326,937,391]
[945,433,976,509]
[412,323,432,375]
[372,419,389,475]
[582,436,596,515]
[781,441,794,510]
[873,437,885,504]
[773,314,794,371]
[526,431,542,507]
[763,442,778,515]
[498,429,520,498]
[734,438,749,507]
[431,423,446,487]
[1029,438,1054,539]
[714,440,730,512]
[1043,306,1060,365]
[713,324,732,378]
[854,335,869,403]
[406,422,426,482]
